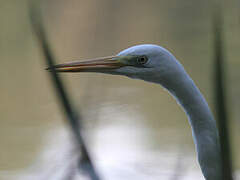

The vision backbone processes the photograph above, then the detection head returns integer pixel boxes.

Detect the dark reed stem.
[213,5,234,180]
[29,1,101,179]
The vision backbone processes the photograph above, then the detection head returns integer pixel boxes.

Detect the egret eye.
[137,56,148,65]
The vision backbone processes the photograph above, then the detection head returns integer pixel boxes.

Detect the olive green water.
[0,0,239,179]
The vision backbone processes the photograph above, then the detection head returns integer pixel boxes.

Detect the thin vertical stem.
[213,4,233,180]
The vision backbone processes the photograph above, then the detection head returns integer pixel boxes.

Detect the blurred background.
[0,0,239,179]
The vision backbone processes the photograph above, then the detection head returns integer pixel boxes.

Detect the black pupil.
[139,57,146,64]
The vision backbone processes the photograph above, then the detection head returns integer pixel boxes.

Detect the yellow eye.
[137,56,148,65]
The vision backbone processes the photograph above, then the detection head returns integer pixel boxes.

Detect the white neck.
[156,65,222,180]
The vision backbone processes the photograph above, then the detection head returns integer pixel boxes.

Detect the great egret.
[49,44,222,180]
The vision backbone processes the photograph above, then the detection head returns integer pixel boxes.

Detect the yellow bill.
[46,56,127,72]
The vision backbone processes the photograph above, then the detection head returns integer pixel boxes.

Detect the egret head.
[50,44,182,84]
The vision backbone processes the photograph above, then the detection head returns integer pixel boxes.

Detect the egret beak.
[46,56,126,72]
